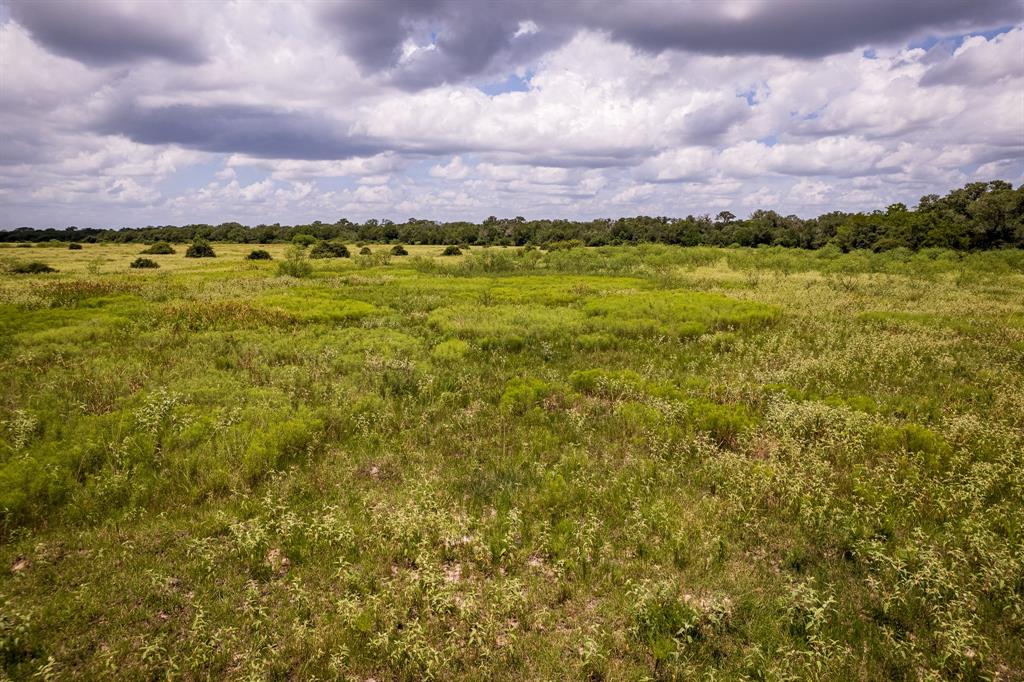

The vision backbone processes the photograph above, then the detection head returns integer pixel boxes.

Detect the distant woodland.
[4,181,1022,251]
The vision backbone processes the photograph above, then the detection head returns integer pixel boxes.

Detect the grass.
[1,243,1022,679]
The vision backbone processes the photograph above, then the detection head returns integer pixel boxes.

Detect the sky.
[1,0,1023,228]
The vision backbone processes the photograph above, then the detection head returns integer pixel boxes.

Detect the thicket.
[3,181,1021,252]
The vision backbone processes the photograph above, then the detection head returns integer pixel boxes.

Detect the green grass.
[1,244,1023,679]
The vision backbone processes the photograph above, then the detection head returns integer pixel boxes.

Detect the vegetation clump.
[140,242,175,255]
[359,246,372,255]
[277,245,313,277]
[129,257,160,269]
[184,239,215,258]
[292,233,317,247]
[246,249,273,260]
[309,241,350,258]
[68,243,82,250]
[10,261,57,274]
[441,245,462,256]
[390,244,409,256]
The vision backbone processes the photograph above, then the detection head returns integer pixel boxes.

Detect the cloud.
[320,0,1022,90]
[2,1,1022,227]
[9,0,206,66]
[98,104,385,160]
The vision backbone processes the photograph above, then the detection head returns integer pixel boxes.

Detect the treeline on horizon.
[4,180,1023,252]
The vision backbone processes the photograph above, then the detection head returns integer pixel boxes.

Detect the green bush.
[277,245,313,277]
[129,257,159,269]
[309,241,350,259]
[390,244,409,256]
[185,239,215,258]
[246,249,273,260]
[68,243,83,250]
[292,234,317,247]
[11,261,56,274]
[359,246,372,255]
[141,242,175,255]
[441,245,462,256]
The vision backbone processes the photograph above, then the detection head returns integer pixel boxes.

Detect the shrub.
[309,241,350,259]
[246,249,273,260]
[359,246,372,255]
[129,257,160,269]
[141,242,175,255]
[11,261,56,274]
[277,245,313,277]
[390,244,409,256]
[185,240,215,258]
[441,245,462,256]
[432,338,469,362]
[292,234,317,247]
[68,243,83,250]
[545,239,585,251]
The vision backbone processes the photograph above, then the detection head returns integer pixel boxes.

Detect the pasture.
[1,243,1023,679]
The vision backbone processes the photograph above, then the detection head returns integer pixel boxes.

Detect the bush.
[359,246,372,255]
[11,261,57,274]
[141,242,175,255]
[246,249,273,260]
[545,239,585,251]
[441,245,463,256]
[309,241,350,259]
[390,244,409,256]
[68,243,83,250]
[185,240,215,258]
[130,257,160,269]
[292,234,317,247]
[277,245,313,277]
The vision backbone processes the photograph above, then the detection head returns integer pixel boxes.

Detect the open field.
[2,243,1023,679]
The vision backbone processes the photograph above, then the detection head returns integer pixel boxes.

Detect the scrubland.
[1,243,1022,680]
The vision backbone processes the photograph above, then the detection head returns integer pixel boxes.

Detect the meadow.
[1,241,1023,680]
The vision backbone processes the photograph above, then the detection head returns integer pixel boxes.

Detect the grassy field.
[1,242,1023,680]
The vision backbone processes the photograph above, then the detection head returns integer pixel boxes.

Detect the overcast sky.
[1,0,1022,228]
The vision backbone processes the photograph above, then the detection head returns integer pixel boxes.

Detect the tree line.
[3,181,1022,251]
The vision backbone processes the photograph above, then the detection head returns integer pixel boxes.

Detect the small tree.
[185,239,215,258]
[130,257,160,269]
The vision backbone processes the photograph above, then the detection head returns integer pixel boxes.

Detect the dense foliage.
[129,257,159,269]
[3,181,1022,252]
[1,243,1022,679]
[184,240,215,258]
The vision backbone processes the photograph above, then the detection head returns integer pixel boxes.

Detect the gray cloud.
[99,104,384,160]
[9,0,205,65]
[322,0,1022,90]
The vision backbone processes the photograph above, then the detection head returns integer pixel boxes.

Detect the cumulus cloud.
[1,1,1022,226]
